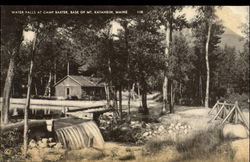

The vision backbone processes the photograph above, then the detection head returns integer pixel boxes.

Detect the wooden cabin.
[54,75,105,100]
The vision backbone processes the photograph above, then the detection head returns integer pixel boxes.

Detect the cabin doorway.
[65,87,70,98]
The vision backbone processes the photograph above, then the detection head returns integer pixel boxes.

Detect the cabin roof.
[54,75,105,87]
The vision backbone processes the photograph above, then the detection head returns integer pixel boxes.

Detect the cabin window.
[66,88,70,95]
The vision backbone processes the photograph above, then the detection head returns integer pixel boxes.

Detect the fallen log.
[0,120,47,132]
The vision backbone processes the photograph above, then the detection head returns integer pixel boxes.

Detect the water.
[55,121,104,150]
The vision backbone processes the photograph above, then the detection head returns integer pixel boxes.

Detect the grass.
[144,139,176,154]
[144,126,235,162]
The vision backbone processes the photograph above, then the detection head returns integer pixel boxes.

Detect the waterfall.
[55,121,104,150]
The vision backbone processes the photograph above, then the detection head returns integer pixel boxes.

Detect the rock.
[48,142,57,147]
[180,126,184,129]
[223,124,248,139]
[29,139,37,148]
[175,126,179,130]
[48,137,53,142]
[188,125,192,129]
[143,132,149,137]
[42,138,48,144]
[168,130,173,134]
[54,143,63,149]
[146,123,151,128]
[120,126,132,132]
[38,140,47,148]
[184,129,188,134]
[177,122,182,127]
[158,125,165,132]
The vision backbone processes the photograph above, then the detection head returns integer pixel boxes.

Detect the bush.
[225,93,249,109]
[0,128,24,161]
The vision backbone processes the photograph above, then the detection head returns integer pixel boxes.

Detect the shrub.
[0,128,24,161]
[225,93,249,109]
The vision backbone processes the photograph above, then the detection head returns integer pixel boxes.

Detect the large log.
[0,120,47,132]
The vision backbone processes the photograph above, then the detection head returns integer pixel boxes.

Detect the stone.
[158,125,165,132]
[223,124,248,139]
[146,123,151,128]
[120,126,132,132]
[180,126,184,129]
[177,122,182,127]
[42,138,48,144]
[38,140,47,148]
[143,132,149,137]
[48,137,53,142]
[184,129,188,134]
[54,143,63,149]
[48,142,57,147]
[29,139,37,148]
[175,126,179,130]
[188,125,192,129]
[168,130,173,134]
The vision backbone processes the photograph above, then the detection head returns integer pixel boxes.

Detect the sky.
[24,6,249,42]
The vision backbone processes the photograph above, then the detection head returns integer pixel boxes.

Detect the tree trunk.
[205,23,212,108]
[34,83,38,96]
[169,80,175,113]
[131,83,135,100]
[24,32,37,157]
[44,71,52,97]
[137,82,140,100]
[1,30,23,125]
[1,57,15,125]
[141,85,149,115]
[67,61,70,75]
[54,60,57,85]
[113,89,118,110]
[162,15,172,114]
[128,84,131,116]
[119,86,122,119]
[104,83,110,107]
[162,76,168,114]
[199,74,203,105]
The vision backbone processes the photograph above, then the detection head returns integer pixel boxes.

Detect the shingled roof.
[54,75,105,87]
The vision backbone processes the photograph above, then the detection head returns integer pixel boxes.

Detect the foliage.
[0,129,24,161]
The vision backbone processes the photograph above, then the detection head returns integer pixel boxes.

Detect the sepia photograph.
[0,5,249,162]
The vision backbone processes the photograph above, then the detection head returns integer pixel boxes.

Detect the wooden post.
[235,102,249,130]
[221,104,236,125]
[23,31,37,157]
[210,102,225,122]
[234,109,238,124]
[208,100,219,114]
